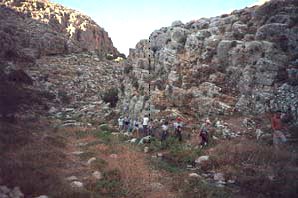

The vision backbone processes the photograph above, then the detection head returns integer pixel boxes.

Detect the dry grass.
[0,120,64,196]
[87,140,176,198]
[201,138,298,197]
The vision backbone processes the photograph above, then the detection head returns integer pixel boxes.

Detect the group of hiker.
[118,115,211,147]
[117,109,291,149]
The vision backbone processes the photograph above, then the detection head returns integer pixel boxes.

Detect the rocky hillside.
[0,0,119,62]
[123,0,298,123]
[0,0,123,123]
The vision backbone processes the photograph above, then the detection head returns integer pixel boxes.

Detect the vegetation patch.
[78,151,96,161]
[201,139,298,197]
[87,169,126,197]
[93,130,112,144]
[102,87,119,108]
[175,177,231,198]
[150,157,183,173]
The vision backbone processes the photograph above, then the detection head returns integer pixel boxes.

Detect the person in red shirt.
[271,111,287,148]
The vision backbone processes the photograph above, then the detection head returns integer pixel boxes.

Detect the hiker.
[174,117,183,141]
[124,116,130,131]
[199,119,211,148]
[133,118,140,137]
[143,115,149,137]
[175,125,182,142]
[127,118,133,133]
[148,119,154,136]
[118,116,124,131]
[271,111,287,148]
[161,121,169,143]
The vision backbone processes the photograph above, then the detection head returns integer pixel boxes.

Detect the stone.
[87,157,96,165]
[195,156,209,164]
[157,153,163,157]
[187,164,193,168]
[128,138,137,143]
[227,179,235,184]
[214,173,225,181]
[171,27,188,44]
[0,186,9,194]
[150,182,163,190]
[92,171,103,180]
[171,20,184,27]
[144,146,149,153]
[110,154,118,158]
[0,193,9,198]
[138,135,152,144]
[9,187,24,198]
[48,107,57,114]
[189,173,200,177]
[216,183,225,188]
[70,181,84,188]
[71,151,84,155]
[66,176,78,181]
[256,129,264,140]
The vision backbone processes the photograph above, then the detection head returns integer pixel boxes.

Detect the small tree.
[102,87,119,108]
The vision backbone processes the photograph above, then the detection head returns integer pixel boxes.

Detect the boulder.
[87,157,96,165]
[189,173,200,177]
[92,171,103,180]
[70,181,84,188]
[214,173,225,181]
[195,155,210,164]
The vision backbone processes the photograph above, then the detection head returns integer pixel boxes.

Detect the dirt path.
[66,129,180,198]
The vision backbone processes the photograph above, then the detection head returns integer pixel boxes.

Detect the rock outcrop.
[0,0,119,62]
[123,0,298,121]
[0,0,122,122]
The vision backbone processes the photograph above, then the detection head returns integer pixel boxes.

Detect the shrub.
[176,177,231,198]
[166,137,201,165]
[131,77,139,89]
[87,169,126,197]
[105,53,114,60]
[93,130,112,143]
[102,87,119,108]
[120,83,125,94]
[201,139,298,197]
[124,64,133,74]
[58,90,72,104]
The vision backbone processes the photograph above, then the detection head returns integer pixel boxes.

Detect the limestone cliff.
[0,0,119,61]
[123,0,298,121]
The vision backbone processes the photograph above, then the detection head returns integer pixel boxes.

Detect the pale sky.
[52,0,268,55]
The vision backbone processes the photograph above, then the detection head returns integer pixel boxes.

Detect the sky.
[52,0,268,55]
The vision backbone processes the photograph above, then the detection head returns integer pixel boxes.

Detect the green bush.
[124,65,133,74]
[91,158,108,170]
[165,137,201,165]
[93,131,112,143]
[91,169,126,197]
[102,87,119,108]
[98,124,110,132]
[105,54,114,60]
[131,77,139,89]
[150,158,183,173]
[178,177,231,198]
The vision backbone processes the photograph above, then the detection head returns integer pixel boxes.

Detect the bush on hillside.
[102,87,119,108]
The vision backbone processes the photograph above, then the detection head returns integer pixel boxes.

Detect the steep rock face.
[0,0,122,122]
[123,0,298,120]
[0,0,119,61]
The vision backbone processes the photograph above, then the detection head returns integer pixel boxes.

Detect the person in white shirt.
[143,115,149,136]
[161,121,169,142]
[118,117,124,131]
